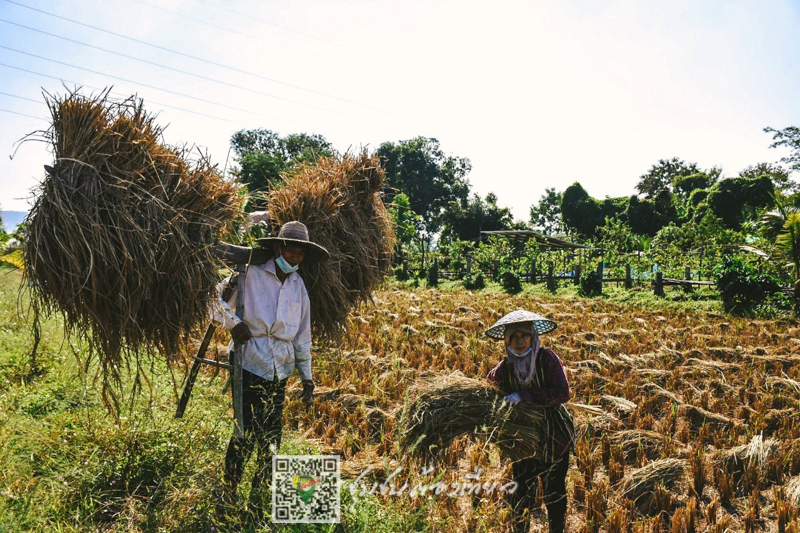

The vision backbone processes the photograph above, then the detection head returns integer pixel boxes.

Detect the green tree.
[765,126,800,173]
[739,162,798,195]
[376,137,471,233]
[761,201,800,282]
[529,188,564,235]
[561,183,626,239]
[387,192,423,255]
[704,176,775,230]
[635,158,700,200]
[441,192,513,241]
[230,129,333,192]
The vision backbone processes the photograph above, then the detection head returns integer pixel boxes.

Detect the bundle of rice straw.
[620,458,686,515]
[24,89,241,412]
[266,151,394,337]
[399,374,547,462]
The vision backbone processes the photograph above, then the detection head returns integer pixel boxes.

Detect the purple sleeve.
[518,350,572,407]
[487,360,510,392]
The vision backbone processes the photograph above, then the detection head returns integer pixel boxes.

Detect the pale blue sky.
[1,0,799,221]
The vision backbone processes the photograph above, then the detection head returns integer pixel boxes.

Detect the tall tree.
[376,137,471,233]
[636,158,700,200]
[230,129,333,192]
[529,188,564,235]
[440,192,513,241]
[765,126,800,174]
[739,162,798,195]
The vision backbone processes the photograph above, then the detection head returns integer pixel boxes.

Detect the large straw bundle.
[620,458,686,515]
[24,89,241,411]
[399,374,548,462]
[266,151,394,337]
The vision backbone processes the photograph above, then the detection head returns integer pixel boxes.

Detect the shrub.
[579,270,602,297]
[714,256,785,315]
[499,270,522,294]
[463,271,485,290]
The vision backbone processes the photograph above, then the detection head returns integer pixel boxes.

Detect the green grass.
[0,265,428,532]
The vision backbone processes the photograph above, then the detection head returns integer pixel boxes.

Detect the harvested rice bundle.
[786,474,800,510]
[609,430,666,463]
[399,374,548,462]
[716,433,779,487]
[620,458,686,515]
[24,89,241,412]
[267,151,394,337]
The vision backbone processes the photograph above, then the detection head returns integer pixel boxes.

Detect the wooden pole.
[175,323,217,418]
[625,264,632,289]
[655,271,664,297]
[574,264,582,285]
[530,258,537,284]
[547,262,556,292]
[493,260,500,279]
[596,261,604,295]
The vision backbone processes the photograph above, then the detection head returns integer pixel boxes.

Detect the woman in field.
[486,310,574,533]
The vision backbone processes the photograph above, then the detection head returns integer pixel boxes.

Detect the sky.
[2,0,800,223]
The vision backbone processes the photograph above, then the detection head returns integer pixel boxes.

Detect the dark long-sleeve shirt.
[487,349,571,406]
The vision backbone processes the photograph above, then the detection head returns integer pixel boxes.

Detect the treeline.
[228,127,800,289]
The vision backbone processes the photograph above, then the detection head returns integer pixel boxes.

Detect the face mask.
[275,254,299,274]
[508,346,533,358]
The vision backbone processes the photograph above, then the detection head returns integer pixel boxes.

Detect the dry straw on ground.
[399,374,549,462]
[620,458,686,515]
[266,152,394,338]
[24,89,241,412]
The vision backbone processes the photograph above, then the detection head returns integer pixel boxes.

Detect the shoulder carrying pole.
[231,262,247,438]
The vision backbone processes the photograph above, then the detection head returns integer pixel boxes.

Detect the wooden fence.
[431,259,798,299]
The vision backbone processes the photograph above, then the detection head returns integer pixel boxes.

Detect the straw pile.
[24,89,241,411]
[620,458,686,515]
[267,151,394,337]
[399,374,548,462]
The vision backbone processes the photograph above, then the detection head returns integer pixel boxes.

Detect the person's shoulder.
[540,347,564,364]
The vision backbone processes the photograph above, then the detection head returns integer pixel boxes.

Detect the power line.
[1,0,385,112]
[0,91,42,104]
[0,45,311,121]
[0,107,47,121]
[0,62,239,124]
[0,18,351,116]
[192,0,348,50]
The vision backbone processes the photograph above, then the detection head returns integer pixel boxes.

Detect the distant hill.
[1,211,27,232]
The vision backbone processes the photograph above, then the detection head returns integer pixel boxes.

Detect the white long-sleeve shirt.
[211,258,312,381]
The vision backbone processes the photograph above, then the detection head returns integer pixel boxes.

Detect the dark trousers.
[224,370,288,495]
[508,451,570,533]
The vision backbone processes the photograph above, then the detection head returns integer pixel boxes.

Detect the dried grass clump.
[609,430,666,463]
[786,475,800,510]
[399,374,548,462]
[24,89,241,412]
[717,433,779,485]
[267,152,394,337]
[620,458,686,515]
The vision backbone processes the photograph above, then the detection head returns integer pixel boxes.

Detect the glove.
[230,322,253,345]
[504,392,522,405]
[301,380,315,407]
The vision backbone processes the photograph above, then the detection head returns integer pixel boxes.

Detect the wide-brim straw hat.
[485,309,557,339]
[257,221,330,261]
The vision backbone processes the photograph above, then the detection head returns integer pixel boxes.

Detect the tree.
[624,195,676,236]
[636,158,700,200]
[376,137,471,233]
[705,176,775,230]
[765,126,800,174]
[387,192,423,254]
[529,188,564,235]
[560,182,626,239]
[230,129,333,192]
[739,162,798,195]
[440,192,513,241]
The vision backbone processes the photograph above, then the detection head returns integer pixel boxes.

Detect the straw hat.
[257,221,330,261]
[485,309,557,339]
